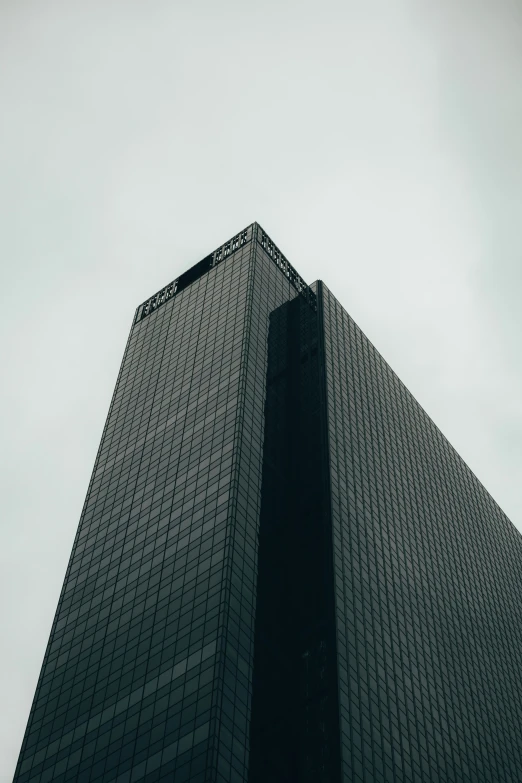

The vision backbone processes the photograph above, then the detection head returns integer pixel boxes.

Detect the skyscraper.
[13,223,522,783]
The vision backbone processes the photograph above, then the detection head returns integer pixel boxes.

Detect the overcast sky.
[1,1,521,778]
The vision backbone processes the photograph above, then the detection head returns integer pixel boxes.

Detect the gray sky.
[1,1,521,778]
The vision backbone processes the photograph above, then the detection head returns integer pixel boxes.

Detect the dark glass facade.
[321,285,522,782]
[13,224,522,783]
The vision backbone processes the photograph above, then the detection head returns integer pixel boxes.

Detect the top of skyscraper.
[134,222,317,324]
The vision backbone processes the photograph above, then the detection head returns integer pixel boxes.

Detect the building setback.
[13,223,522,783]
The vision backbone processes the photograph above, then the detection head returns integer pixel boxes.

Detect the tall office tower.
[13,224,522,783]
